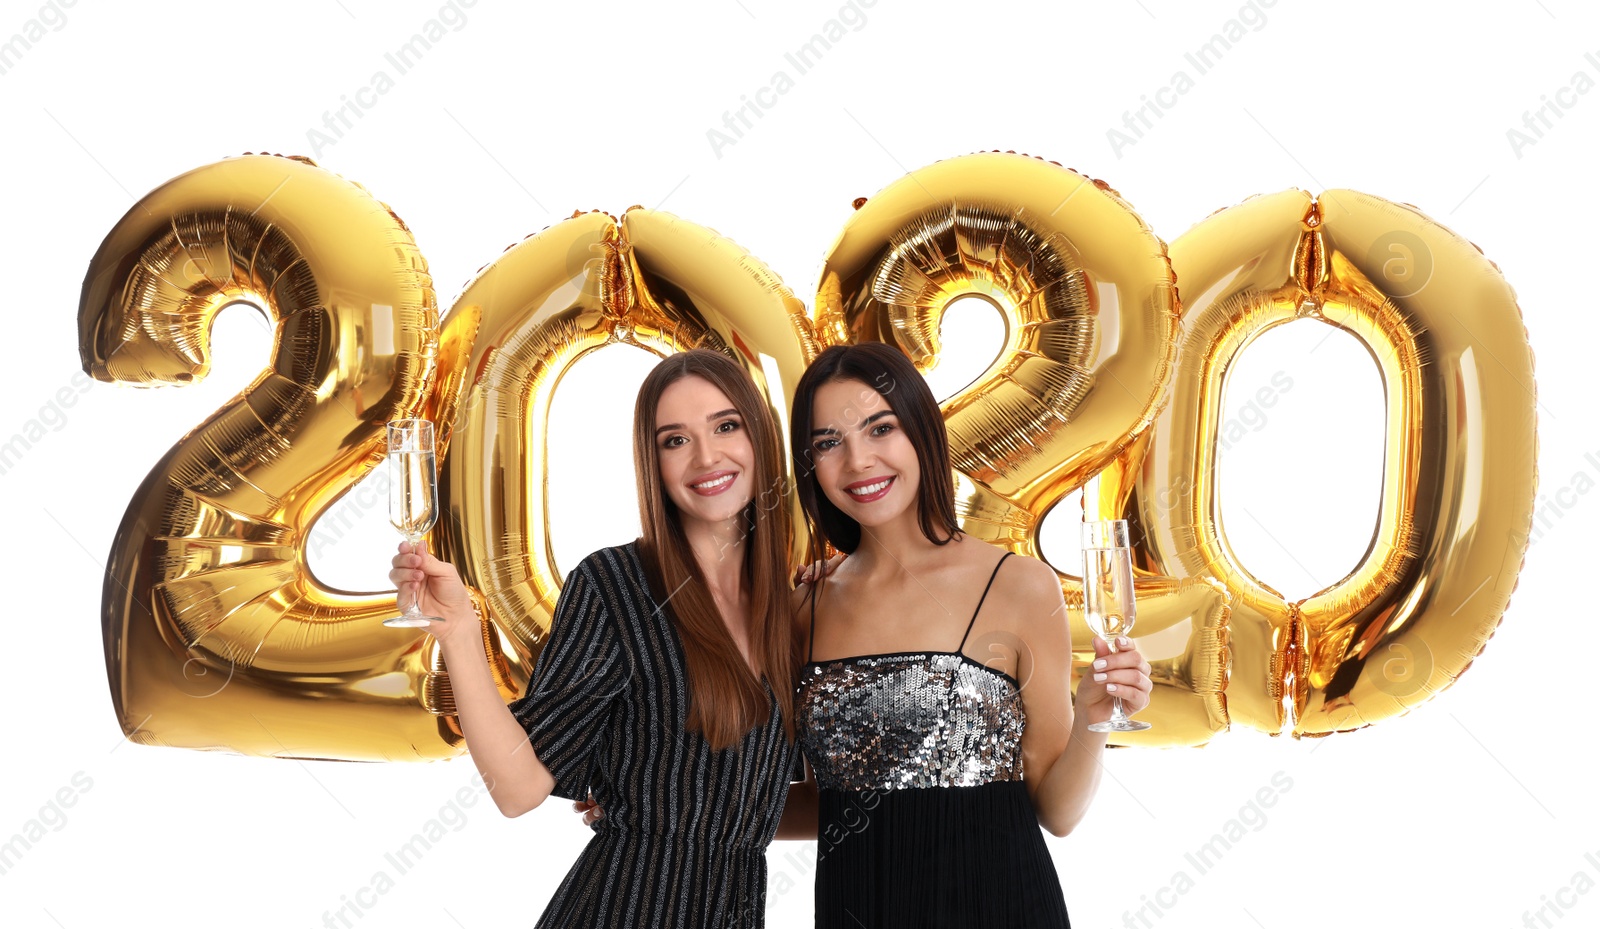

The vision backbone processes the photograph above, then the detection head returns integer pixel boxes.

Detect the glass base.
[383,608,438,628]
[1089,717,1153,732]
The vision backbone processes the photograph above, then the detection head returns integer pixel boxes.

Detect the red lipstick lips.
[844,475,894,503]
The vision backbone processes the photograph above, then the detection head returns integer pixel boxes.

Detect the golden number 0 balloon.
[1091,189,1538,738]
[426,206,815,719]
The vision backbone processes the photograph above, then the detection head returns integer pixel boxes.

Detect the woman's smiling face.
[808,377,921,528]
[655,374,756,524]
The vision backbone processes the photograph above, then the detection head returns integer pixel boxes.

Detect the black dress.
[508,541,799,928]
[795,551,1073,928]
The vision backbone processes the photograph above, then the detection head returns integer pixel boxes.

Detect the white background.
[2,1,1595,927]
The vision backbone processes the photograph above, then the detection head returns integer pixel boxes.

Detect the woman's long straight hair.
[632,348,797,748]
[789,342,964,568]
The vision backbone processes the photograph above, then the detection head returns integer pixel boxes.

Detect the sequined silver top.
[795,553,1027,792]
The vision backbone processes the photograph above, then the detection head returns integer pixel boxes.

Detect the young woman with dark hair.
[388,348,828,928]
[777,341,1153,927]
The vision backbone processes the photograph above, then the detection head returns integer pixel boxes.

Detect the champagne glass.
[384,419,442,628]
[1081,519,1151,732]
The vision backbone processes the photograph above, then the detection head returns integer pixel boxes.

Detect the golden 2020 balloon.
[816,151,1231,747]
[80,153,447,760]
[1090,189,1538,738]
[84,154,1531,759]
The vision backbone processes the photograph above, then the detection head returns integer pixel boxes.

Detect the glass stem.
[1107,637,1127,722]
[408,536,423,615]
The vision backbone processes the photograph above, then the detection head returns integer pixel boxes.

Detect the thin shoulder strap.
[957,552,1013,653]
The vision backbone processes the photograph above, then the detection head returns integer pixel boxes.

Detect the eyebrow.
[655,408,741,437]
[812,409,896,436]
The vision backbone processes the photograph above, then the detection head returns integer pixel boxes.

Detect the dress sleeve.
[507,558,629,801]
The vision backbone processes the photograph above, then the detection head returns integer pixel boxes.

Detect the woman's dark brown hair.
[632,348,796,748]
[789,342,963,565]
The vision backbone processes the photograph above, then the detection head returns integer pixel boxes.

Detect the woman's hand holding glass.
[1074,632,1153,730]
[387,540,482,653]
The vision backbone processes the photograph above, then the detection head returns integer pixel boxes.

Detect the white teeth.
[692,474,734,490]
[848,478,891,496]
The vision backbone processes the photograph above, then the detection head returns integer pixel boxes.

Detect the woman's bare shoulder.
[950,536,1047,578]
[979,545,1068,629]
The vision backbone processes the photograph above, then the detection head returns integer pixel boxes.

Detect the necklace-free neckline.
[803,649,1021,688]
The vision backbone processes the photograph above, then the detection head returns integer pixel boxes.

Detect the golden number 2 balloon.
[1090,189,1538,738]
[80,154,447,760]
[814,151,1232,747]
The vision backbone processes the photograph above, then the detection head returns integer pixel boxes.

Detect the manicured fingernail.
[1093,672,1107,682]
[1106,683,1119,692]
[1118,636,1131,647]
[1093,658,1107,670]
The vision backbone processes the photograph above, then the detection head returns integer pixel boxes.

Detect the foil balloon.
[80,154,450,760]
[84,152,1527,759]
[428,207,817,719]
[817,151,1230,746]
[1091,189,1537,737]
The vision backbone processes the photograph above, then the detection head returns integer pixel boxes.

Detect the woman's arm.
[392,542,554,818]
[1011,556,1150,837]
[773,579,820,840]
[775,761,819,840]
[437,621,557,817]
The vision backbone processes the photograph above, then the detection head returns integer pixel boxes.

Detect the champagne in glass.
[1082,519,1151,732]
[384,419,442,628]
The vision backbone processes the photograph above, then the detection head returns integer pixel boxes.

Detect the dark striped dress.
[509,540,798,928]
